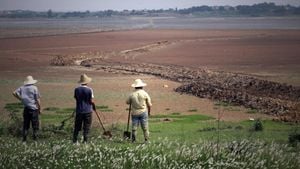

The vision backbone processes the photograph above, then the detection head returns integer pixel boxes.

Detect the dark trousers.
[73,112,92,143]
[23,107,39,141]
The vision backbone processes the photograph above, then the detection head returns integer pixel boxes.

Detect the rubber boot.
[33,130,37,141]
[22,130,28,142]
[132,130,137,143]
[73,133,78,143]
[83,135,88,143]
[143,128,150,143]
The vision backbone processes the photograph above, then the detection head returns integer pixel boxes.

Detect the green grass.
[4,102,24,112]
[214,101,242,112]
[4,102,299,143]
[0,137,299,169]
[150,113,213,122]
[96,105,113,112]
[1,103,300,168]
[188,108,198,112]
[43,107,60,111]
[246,108,258,114]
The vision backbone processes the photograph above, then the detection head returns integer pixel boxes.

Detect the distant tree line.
[0,3,300,18]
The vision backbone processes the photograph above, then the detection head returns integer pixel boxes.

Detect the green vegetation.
[96,105,113,112]
[252,119,263,131]
[188,108,198,112]
[1,102,299,168]
[246,108,258,114]
[0,138,299,169]
[4,102,24,112]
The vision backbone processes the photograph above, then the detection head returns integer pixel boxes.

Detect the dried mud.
[51,51,300,122]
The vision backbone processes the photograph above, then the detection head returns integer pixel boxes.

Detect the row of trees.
[0,3,300,18]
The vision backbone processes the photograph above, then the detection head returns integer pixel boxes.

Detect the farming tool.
[92,103,112,138]
[58,111,75,130]
[123,103,131,140]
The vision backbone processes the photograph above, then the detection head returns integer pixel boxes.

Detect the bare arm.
[12,92,21,101]
[146,100,151,116]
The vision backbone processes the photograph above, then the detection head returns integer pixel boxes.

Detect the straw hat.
[24,76,38,85]
[131,79,147,88]
[78,74,92,84]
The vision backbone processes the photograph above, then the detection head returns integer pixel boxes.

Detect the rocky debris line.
[50,55,78,66]
[91,62,300,101]
[50,52,109,66]
[175,82,294,115]
[88,62,300,122]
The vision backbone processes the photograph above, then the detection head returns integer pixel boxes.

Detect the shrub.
[288,130,300,145]
[250,119,263,131]
[7,111,23,137]
[0,122,4,136]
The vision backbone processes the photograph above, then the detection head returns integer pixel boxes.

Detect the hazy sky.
[0,0,300,11]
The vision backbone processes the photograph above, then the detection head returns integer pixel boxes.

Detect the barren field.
[0,29,300,123]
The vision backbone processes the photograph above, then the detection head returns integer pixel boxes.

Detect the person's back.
[18,85,40,110]
[13,76,41,142]
[74,85,93,114]
[126,79,152,143]
[128,89,151,115]
[73,74,94,143]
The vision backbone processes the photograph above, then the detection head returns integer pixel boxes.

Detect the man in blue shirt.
[13,76,41,142]
[73,74,94,143]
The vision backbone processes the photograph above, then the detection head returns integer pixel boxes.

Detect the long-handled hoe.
[58,111,75,130]
[92,103,112,138]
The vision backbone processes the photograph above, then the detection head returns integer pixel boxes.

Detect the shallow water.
[0,16,300,38]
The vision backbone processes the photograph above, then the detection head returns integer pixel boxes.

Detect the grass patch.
[96,105,109,109]
[43,107,60,111]
[96,105,113,112]
[0,137,299,169]
[55,108,75,114]
[188,108,198,112]
[4,102,23,112]
[246,108,258,114]
[213,101,241,112]
[171,112,181,115]
[150,114,214,123]
[214,101,231,107]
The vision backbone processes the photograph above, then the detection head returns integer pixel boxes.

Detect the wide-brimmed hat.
[24,76,38,85]
[78,74,92,84]
[131,79,147,88]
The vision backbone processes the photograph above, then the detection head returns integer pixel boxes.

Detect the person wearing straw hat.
[73,74,94,143]
[13,76,41,142]
[126,79,152,143]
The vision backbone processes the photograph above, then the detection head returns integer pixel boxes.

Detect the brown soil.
[1,29,299,123]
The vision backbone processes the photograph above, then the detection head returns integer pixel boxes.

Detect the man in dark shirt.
[73,74,94,143]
